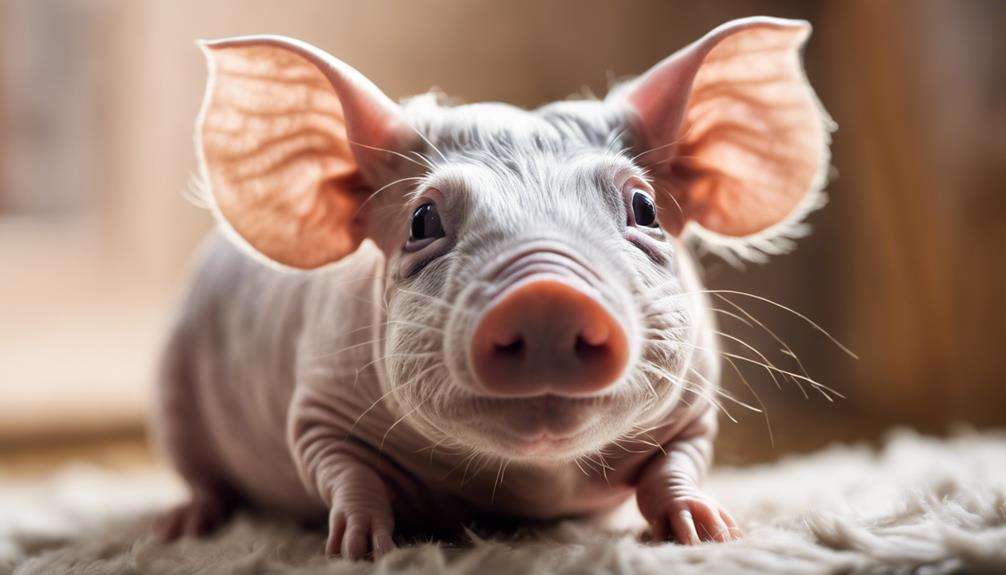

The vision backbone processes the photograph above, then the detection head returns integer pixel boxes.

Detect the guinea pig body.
[153,17,832,558]
[155,233,717,534]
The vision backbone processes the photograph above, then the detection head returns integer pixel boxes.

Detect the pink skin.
[152,16,830,560]
[470,278,630,397]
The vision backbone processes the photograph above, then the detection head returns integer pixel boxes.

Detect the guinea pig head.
[195,17,831,462]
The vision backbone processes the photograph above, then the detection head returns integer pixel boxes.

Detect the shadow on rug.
[2,429,1005,574]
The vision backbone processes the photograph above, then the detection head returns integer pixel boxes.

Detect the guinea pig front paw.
[646,492,741,545]
[307,450,396,559]
[326,506,395,560]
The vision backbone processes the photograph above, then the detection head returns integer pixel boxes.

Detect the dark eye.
[631,190,659,228]
[409,202,445,241]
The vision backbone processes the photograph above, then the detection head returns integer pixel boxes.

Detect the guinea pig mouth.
[448,394,616,455]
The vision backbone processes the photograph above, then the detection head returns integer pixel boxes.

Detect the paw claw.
[648,492,740,545]
[372,528,395,558]
[326,509,395,561]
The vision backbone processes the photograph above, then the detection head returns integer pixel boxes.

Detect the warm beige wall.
[3,1,1004,451]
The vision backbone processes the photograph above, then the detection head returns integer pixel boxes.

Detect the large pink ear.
[196,36,411,270]
[613,17,832,248]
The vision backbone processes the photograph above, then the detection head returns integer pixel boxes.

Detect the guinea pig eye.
[409,202,445,241]
[630,190,659,228]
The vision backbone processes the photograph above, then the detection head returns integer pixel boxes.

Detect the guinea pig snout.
[469,277,629,397]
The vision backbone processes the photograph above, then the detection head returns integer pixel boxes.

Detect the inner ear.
[197,36,415,270]
[610,17,832,246]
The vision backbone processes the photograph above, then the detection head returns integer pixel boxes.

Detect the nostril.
[574,334,610,361]
[577,322,610,347]
[493,336,525,357]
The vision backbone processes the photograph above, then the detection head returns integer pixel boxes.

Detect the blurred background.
[2,0,1004,474]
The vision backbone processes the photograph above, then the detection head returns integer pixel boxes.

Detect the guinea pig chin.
[443,394,625,460]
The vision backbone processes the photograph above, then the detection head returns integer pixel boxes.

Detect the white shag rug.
[2,429,1005,575]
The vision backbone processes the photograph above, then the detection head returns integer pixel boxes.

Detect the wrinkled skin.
[155,231,730,558]
[153,17,830,560]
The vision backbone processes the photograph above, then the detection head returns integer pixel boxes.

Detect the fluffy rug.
[2,429,1005,574]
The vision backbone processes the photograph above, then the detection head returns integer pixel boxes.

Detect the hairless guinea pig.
[153,16,832,559]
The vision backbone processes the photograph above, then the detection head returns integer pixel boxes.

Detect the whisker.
[708,307,755,328]
[629,139,679,164]
[711,330,784,391]
[686,367,737,423]
[379,396,430,453]
[410,151,437,171]
[627,428,668,456]
[306,317,445,358]
[356,176,428,215]
[714,386,763,414]
[417,434,453,463]
[645,288,857,359]
[635,359,733,422]
[306,335,387,360]
[395,288,472,315]
[349,382,410,432]
[722,355,774,447]
[459,450,484,486]
[350,351,440,391]
[406,124,449,165]
[349,140,433,171]
[491,459,511,502]
[385,319,446,334]
[670,340,844,401]
[610,437,650,455]
[715,295,811,398]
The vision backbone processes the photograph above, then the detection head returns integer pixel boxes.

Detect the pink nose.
[470,279,629,396]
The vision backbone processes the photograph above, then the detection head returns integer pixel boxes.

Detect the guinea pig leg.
[152,332,237,541]
[320,457,395,560]
[634,407,741,544]
[289,389,395,560]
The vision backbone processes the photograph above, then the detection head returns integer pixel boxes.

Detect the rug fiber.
[2,429,1005,574]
